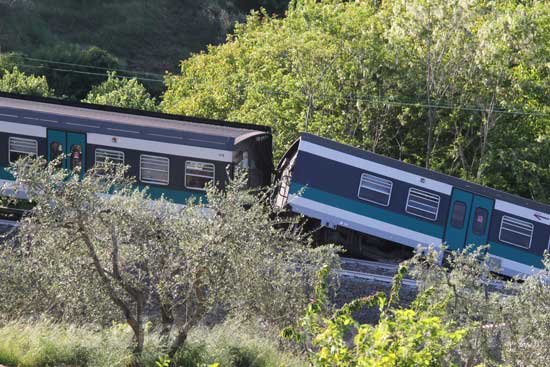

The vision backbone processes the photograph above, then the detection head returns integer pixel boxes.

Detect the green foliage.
[285,265,466,366]
[162,0,550,202]
[0,67,53,97]
[185,318,307,367]
[407,247,550,366]
[0,318,305,367]
[83,71,159,111]
[0,319,165,367]
[0,52,25,75]
[234,0,290,14]
[30,43,122,99]
[0,0,244,77]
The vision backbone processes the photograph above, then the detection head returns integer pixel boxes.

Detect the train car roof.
[299,132,550,214]
[0,93,270,149]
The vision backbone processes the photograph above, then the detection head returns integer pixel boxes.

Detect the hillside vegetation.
[0,0,245,74]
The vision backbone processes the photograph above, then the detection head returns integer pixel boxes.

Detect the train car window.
[95,149,125,175]
[9,137,38,163]
[472,207,488,235]
[450,201,467,228]
[357,173,393,206]
[70,145,83,170]
[50,142,62,158]
[405,188,440,221]
[140,155,169,186]
[185,161,215,191]
[50,141,64,167]
[499,215,533,249]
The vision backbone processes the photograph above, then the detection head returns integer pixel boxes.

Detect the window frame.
[499,215,534,250]
[184,160,215,191]
[95,148,125,166]
[139,154,170,186]
[356,172,393,207]
[8,136,38,163]
[405,187,441,221]
[472,207,489,236]
[450,201,467,229]
[95,148,125,176]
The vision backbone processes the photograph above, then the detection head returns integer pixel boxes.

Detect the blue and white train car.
[0,93,273,203]
[276,133,550,277]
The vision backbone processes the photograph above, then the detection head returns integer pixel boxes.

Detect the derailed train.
[1,92,549,277]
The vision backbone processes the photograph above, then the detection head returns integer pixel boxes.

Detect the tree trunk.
[169,328,188,357]
[128,317,145,366]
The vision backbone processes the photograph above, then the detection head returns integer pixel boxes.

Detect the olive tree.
[0,157,339,361]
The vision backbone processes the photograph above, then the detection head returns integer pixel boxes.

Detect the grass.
[0,320,160,367]
[183,318,306,367]
[0,318,307,367]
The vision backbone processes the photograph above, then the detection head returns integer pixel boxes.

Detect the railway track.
[339,256,508,290]
[340,268,418,288]
[339,256,417,288]
[0,219,19,236]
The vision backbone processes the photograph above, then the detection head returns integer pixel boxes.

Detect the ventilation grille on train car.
[357,173,393,207]
[499,215,533,249]
[406,188,440,221]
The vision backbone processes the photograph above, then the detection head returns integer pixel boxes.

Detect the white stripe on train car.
[299,140,453,196]
[494,199,550,225]
[0,121,47,138]
[87,133,234,163]
[288,194,442,249]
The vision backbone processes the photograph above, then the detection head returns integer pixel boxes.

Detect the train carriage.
[276,132,550,277]
[0,93,273,203]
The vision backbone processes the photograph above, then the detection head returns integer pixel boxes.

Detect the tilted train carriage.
[0,93,273,203]
[2,92,550,278]
[276,133,550,277]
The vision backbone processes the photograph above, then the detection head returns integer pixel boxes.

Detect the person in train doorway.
[70,145,82,171]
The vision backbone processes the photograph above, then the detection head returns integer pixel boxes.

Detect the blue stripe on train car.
[488,241,544,268]
[139,185,206,204]
[0,166,13,180]
[288,182,444,247]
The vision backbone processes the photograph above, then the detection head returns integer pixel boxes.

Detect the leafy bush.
[30,43,121,99]
[0,67,53,97]
[83,71,159,111]
[285,266,467,367]
[407,246,550,366]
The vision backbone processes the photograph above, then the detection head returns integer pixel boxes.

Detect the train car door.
[444,189,474,250]
[47,130,86,173]
[464,195,494,247]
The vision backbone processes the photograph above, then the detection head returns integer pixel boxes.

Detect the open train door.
[47,130,86,175]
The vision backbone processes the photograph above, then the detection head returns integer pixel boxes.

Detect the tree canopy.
[162,0,550,202]
[0,67,53,97]
[83,71,159,111]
